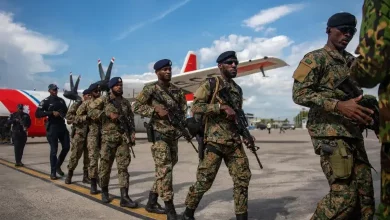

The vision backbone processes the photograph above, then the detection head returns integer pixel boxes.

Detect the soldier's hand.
[110,112,119,120]
[53,111,60,117]
[336,95,374,125]
[155,105,168,118]
[220,105,236,120]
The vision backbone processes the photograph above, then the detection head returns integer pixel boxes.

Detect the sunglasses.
[335,26,357,35]
[222,60,239,65]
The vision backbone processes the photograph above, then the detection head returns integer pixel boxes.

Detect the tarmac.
[0,129,382,220]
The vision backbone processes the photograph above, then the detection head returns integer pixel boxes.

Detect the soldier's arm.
[35,99,52,118]
[7,114,14,125]
[74,101,89,124]
[104,99,119,120]
[292,56,338,112]
[127,100,136,131]
[350,0,390,88]
[24,114,31,128]
[88,97,105,121]
[61,98,69,115]
[65,102,78,124]
[179,90,188,121]
[132,86,155,117]
[191,80,220,115]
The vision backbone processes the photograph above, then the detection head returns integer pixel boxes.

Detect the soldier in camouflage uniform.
[133,59,186,218]
[65,89,91,184]
[350,1,390,218]
[181,51,252,220]
[89,77,137,208]
[77,82,101,194]
[292,12,376,219]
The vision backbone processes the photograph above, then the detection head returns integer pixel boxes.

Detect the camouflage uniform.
[292,45,375,219]
[65,101,90,184]
[77,98,100,194]
[350,0,390,218]
[89,92,137,207]
[184,76,252,215]
[133,82,186,214]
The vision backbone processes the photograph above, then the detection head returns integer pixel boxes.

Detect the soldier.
[350,1,390,218]
[35,84,70,180]
[89,77,137,208]
[292,12,375,219]
[8,104,31,166]
[78,82,101,194]
[181,51,252,220]
[133,59,186,218]
[65,89,91,184]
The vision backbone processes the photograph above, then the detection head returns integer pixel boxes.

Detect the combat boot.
[181,207,195,220]
[101,186,110,203]
[236,212,248,220]
[145,191,166,214]
[90,178,98,195]
[164,200,177,220]
[65,170,73,184]
[82,170,90,184]
[119,187,138,208]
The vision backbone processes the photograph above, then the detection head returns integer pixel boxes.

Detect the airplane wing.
[144,56,288,94]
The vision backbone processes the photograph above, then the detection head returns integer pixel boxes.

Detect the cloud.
[115,0,191,41]
[243,4,305,32]
[198,34,293,64]
[0,11,68,90]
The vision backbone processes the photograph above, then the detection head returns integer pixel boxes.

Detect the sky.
[0,0,377,122]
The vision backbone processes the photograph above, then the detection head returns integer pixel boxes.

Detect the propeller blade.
[69,72,74,91]
[98,59,105,80]
[74,75,81,92]
[105,57,115,81]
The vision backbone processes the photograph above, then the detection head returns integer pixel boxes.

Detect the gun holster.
[145,123,155,143]
[196,135,205,160]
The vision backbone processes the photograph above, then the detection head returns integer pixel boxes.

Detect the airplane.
[0,51,288,138]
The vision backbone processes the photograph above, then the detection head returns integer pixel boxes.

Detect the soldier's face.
[329,26,356,50]
[112,82,123,96]
[219,58,238,79]
[156,66,172,82]
[91,89,101,98]
[49,88,58,96]
[83,94,91,100]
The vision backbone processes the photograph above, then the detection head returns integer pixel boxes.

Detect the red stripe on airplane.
[0,89,46,137]
[184,54,197,72]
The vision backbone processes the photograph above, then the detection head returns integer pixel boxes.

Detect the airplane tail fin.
[180,51,197,73]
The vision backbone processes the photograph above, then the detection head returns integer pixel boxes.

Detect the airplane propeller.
[97,57,115,92]
[63,72,82,101]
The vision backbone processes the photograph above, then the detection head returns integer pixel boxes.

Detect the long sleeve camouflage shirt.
[192,76,243,147]
[350,0,390,143]
[89,93,135,143]
[66,101,88,136]
[292,45,363,139]
[133,82,187,138]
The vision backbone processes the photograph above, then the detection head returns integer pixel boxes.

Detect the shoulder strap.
[203,76,220,141]
[157,84,181,106]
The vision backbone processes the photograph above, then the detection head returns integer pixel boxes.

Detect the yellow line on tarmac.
[0,158,166,220]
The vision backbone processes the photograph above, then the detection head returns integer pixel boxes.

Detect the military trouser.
[67,132,89,171]
[12,131,27,163]
[46,124,70,175]
[99,136,131,188]
[150,137,178,201]
[184,143,252,214]
[376,143,390,219]
[87,134,100,179]
[311,137,375,220]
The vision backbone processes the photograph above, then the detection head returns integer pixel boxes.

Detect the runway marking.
[0,158,166,220]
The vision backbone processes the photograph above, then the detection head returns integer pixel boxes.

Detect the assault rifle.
[151,91,198,153]
[334,76,380,136]
[110,99,136,158]
[217,88,263,169]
